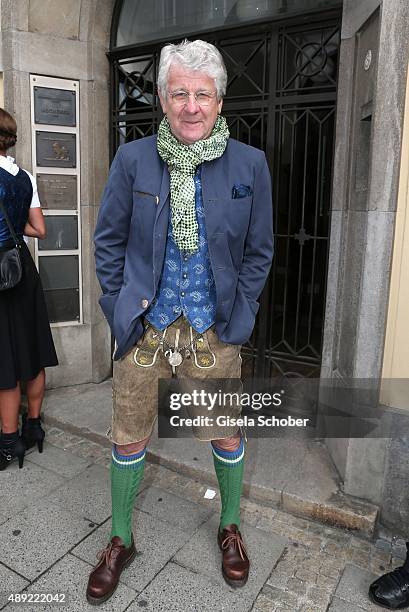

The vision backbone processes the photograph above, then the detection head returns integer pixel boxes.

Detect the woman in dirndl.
[0,107,58,470]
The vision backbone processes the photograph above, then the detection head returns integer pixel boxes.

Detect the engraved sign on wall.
[31,74,82,325]
[37,174,77,210]
[34,87,76,126]
[36,131,76,168]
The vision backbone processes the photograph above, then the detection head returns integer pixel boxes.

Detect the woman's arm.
[24,207,46,239]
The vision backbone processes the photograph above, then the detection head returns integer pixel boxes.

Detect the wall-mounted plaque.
[39,216,79,251]
[36,131,76,168]
[34,87,76,126]
[37,174,77,210]
[40,255,80,322]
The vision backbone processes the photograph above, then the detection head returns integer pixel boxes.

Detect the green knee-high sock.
[110,445,146,547]
[212,437,245,530]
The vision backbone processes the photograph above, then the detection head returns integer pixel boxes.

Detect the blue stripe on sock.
[112,445,146,469]
[211,437,244,465]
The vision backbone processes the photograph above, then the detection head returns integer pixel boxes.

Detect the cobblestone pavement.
[1,425,405,612]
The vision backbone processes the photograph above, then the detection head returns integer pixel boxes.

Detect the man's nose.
[184,95,200,113]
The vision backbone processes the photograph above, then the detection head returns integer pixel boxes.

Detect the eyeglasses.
[168,90,218,107]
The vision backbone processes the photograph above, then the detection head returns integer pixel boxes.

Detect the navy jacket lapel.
[156,160,170,218]
[201,157,226,238]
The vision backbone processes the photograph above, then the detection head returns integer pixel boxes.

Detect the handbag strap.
[0,198,21,247]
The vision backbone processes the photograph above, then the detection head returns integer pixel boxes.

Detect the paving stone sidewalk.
[0,425,405,612]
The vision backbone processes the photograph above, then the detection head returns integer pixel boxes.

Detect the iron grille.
[110,13,341,378]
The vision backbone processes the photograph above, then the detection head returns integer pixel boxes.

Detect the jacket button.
[141,299,149,309]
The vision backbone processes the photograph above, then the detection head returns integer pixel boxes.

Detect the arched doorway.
[108,0,341,378]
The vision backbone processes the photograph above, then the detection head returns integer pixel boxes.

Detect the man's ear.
[218,98,223,114]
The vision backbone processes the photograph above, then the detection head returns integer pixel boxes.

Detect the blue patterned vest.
[145,168,216,333]
[0,167,33,245]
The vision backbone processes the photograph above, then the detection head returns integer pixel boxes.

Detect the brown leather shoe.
[218,524,249,588]
[86,535,136,605]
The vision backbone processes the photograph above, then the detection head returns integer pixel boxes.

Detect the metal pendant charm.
[167,350,183,367]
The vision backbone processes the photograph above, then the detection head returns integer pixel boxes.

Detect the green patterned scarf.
[157,115,229,252]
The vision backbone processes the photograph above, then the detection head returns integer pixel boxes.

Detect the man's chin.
[179,127,207,144]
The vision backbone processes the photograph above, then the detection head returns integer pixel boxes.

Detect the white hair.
[157,39,227,99]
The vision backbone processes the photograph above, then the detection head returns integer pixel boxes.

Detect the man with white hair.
[89,39,273,603]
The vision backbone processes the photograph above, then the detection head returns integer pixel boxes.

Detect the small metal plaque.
[34,87,76,126]
[36,132,76,168]
[37,174,77,209]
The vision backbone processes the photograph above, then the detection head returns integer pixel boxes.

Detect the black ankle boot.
[21,415,45,453]
[0,431,26,470]
[369,543,409,609]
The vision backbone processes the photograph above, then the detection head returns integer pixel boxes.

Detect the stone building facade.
[0,0,115,386]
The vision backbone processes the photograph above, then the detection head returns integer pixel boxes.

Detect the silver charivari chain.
[160,329,202,368]
[166,328,182,372]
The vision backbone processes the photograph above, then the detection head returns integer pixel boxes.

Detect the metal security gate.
[109,11,341,379]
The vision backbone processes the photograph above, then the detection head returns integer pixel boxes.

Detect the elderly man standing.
[89,39,273,604]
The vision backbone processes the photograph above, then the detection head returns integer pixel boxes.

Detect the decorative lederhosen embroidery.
[190,326,216,369]
[133,326,167,367]
[132,320,217,373]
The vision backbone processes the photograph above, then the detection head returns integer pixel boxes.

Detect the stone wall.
[321,0,409,531]
[0,0,116,386]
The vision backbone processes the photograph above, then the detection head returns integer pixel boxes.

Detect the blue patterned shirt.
[145,168,216,333]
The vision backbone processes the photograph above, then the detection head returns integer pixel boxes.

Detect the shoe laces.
[96,541,122,569]
[221,531,248,561]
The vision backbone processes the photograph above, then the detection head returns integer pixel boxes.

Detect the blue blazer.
[94,135,274,360]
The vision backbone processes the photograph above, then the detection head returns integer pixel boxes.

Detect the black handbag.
[0,198,23,291]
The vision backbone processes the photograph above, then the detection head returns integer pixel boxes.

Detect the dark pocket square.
[232,184,253,198]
